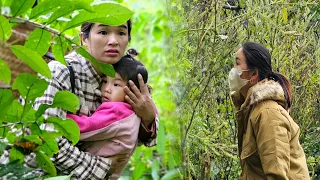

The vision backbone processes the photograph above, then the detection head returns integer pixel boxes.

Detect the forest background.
[0,0,319,179]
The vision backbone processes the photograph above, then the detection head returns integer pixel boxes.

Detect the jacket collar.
[240,79,285,110]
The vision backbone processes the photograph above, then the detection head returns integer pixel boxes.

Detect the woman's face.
[235,48,251,79]
[82,23,129,64]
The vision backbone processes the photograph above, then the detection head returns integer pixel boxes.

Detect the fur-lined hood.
[240,79,285,110]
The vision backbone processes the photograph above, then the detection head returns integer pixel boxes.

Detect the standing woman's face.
[82,23,129,64]
[235,48,251,79]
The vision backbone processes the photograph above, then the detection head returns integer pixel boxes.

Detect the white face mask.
[228,67,249,94]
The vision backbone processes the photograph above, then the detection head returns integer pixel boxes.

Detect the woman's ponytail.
[267,72,292,110]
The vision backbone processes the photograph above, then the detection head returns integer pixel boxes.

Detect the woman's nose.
[107,34,119,46]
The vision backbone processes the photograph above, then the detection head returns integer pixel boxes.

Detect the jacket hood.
[240,79,286,109]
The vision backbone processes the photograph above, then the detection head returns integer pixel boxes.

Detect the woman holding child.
[30,20,158,179]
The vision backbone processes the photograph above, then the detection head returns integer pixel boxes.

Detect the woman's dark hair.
[242,42,292,110]
[81,19,132,41]
[112,49,148,90]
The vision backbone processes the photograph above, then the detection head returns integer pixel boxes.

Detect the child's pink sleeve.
[67,102,134,133]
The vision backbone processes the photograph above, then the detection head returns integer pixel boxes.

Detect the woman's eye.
[119,31,126,36]
[99,31,107,35]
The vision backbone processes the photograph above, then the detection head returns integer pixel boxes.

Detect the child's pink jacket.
[67,102,141,178]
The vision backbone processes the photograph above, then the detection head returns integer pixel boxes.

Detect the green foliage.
[10,0,35,17]
[12,73,48,102]
[0,89,14,117]
[36,150,57,176]
[62,2,133,31]
[25,28,52,56]
[52,35,70,65]
[0,15,12,42]
[0,59,11,84]
[47,117,80,145]
[10,45,52,78]
[76,46,116,77]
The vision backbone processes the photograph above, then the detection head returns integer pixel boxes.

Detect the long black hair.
[242,42,292,110]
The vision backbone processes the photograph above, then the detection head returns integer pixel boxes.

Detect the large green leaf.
[0,142,7,155]
[63,2,133,31]
[35,151,57,176]
[0,15,12,42]
[9,146,24,163]
[10,0,36,17]
[30,0,94,20]
[52,36,69,66]
[0,59,11,84]
[10,45,52,78]
[36,139,59,157]
[52,91,80,113]
[12,73,48,102]
[0,89,14,118]
[151,159,160,180]
[160,168,182,180]
[132,161,146,180]
[2,100,23,123]
[46,0,94,24]
[25,28,52,56]
[0,126,9,139]
[47,117,80,145]
[76,47,115,77]
[156,120,166,155]
[23,135,43,145]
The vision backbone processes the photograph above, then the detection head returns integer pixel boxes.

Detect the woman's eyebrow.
[98,24,128,30]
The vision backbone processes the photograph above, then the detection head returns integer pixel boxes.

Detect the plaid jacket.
[32,52,158,179]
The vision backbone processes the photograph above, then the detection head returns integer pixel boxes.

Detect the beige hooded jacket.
[232,79,310,180]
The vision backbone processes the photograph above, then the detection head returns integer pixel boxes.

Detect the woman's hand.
[124,74,156,127]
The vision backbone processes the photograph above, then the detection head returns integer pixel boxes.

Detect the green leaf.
[10,0,36,17]
[40,131,62,140]
[12,73,48,102]
[52,91,80,113]
[35,104,50,120]
[23,135,43,145]
[151,159,160,180]
[282,8,288,24]
[30,122,42,135]
[160,168,182,180]
[0,126,10,138]
[46,1,94,24]
[2,100,23,123]
[9,147,24,163]
[35,150,57,176]
[36,139,59,157]
[52,36,68,66]
[156,120,166,155]
[0,89,14,118]
[0,59,11,84]
[63,2,133,31]
[10,45,52,78]
[152,26,162,41]
[0,142,7,155]
[29,0,60,19]
[25,28,52,56]
[7,131,17,144]
[76,47,115,77]
[0,15,12,42]
[44,175,72,180]
[30,0,94,20]
[132,161,146,180]
[47,117,80,145]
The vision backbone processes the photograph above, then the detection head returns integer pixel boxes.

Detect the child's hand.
[124,74,156,127]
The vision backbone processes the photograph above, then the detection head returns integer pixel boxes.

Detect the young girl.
[67,53,150,179]
[229,42,309,179]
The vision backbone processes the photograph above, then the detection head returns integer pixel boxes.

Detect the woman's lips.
[105,49,119,57]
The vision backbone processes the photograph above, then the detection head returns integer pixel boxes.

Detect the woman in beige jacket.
[228,42,310,179]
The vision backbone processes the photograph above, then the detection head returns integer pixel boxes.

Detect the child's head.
[101,52,148,102]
